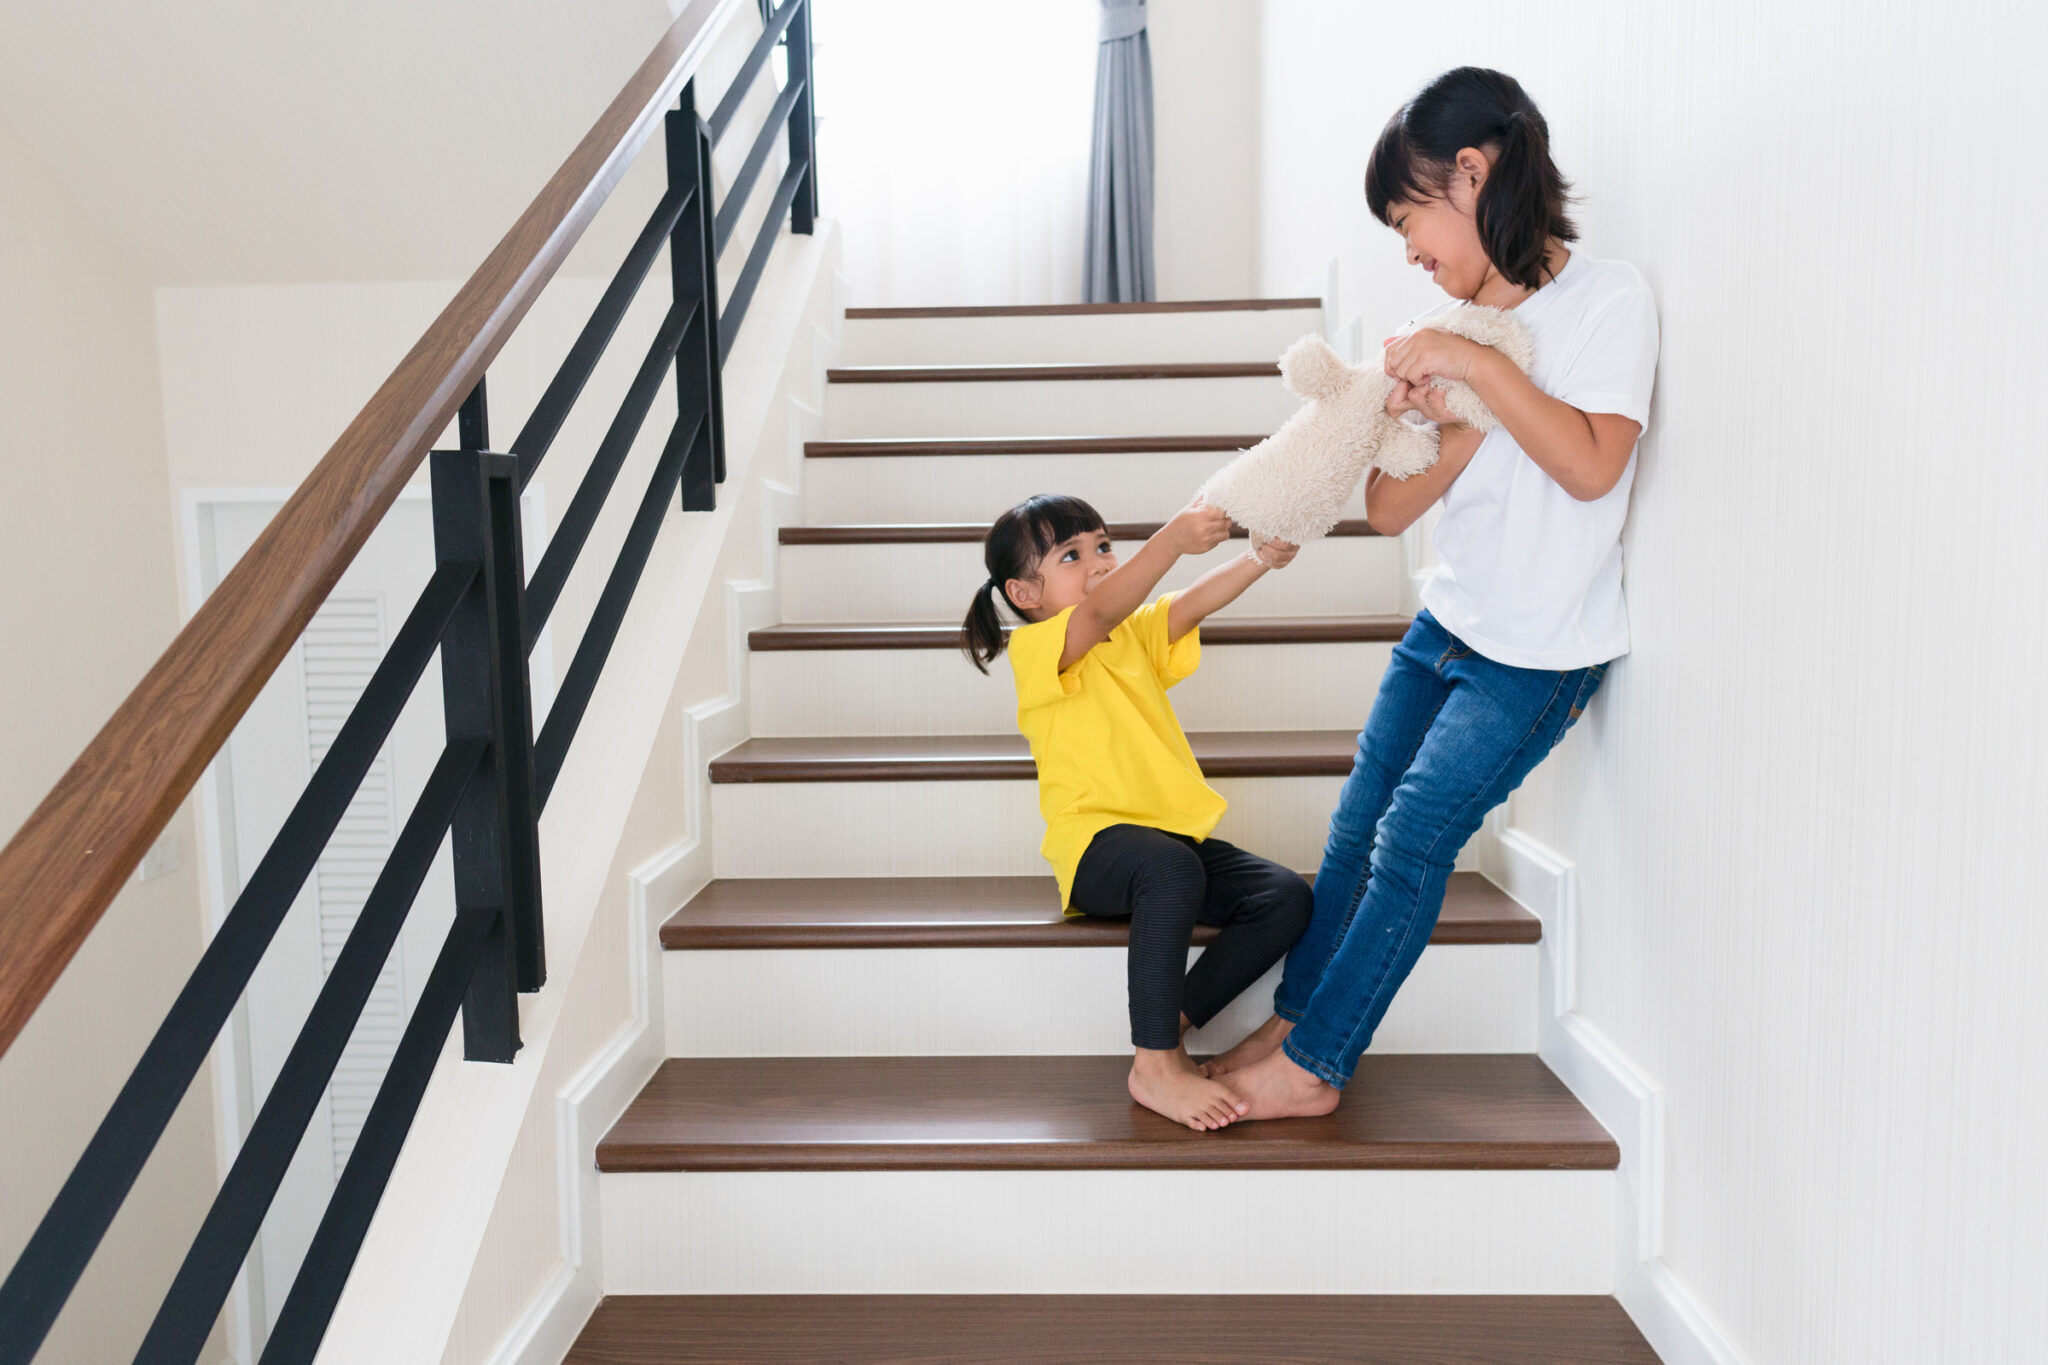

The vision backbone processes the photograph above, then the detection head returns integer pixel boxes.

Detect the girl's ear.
[1006,577,1041,612]
[1455,145,1489,191]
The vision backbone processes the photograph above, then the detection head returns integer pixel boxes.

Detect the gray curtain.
[1085,0,1154,302]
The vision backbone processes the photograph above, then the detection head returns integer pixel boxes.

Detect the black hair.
[960,494,1108,674]
[1363,67,1576,292]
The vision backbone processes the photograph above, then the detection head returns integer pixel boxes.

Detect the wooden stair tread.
[845,296,1322,319]
[804,433,1268,457]
[660,872,1536,949]
[749,615,1410,651]
[781,519,1378,545]
[595,1054,1618,1172]
[568,1293,1661,1364]
[827,361,1280,384]
[709,730,1356,783]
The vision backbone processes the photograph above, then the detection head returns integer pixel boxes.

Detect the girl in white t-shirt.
[1211,66,1660,1118]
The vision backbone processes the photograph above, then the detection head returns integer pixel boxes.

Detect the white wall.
[1150,0,1259,300]
[812,0,1257,307]
[0,126,227,1364]
[1254,3,2048,1362]
[0,0,681,284]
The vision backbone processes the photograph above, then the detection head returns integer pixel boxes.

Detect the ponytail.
[1364,67,1577,292]
[962,578,1010,675]
[1476,109,1568,292]
[958,493,1108,675]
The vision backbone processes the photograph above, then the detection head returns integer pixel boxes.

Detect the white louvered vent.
[302,592,405,1179]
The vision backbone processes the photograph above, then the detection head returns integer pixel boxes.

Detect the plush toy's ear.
[1277,334,1350,402]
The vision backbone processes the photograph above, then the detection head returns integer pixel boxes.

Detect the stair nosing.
[844,297,1322,319]
[709,730,1357,784]
[779,520,1380,546]
[804,434,1269,458]
[826,361,1281,384]
[595,1054,1619,1174]
[748,615,1410,652]
[659,872,1538,950]
[570,1294,1661,1364]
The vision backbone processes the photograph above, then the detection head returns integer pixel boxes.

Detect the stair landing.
[567,1293,1661,1364]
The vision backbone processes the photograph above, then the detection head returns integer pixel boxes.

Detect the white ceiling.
[0,1,687,284]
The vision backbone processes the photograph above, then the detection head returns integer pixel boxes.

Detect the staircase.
[570,299,1662,1361]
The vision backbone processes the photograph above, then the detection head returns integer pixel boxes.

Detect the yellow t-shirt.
[1008,592,1227,909]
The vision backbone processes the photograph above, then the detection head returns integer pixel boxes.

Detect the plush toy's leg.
[1375,420,1441,481]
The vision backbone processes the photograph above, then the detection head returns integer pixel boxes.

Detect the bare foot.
[1128,1046,1250,1132]
[1201,1014,1294,1077]
[1222,1047,1341,1121]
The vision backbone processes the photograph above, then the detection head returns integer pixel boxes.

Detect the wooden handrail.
[0,0,746,1061]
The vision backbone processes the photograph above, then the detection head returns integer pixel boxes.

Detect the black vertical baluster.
[432,382,542,1059]
[482,459,544,989]
[668,90,723,511]
[459,376,490,452]
[785,0,818,234]
[697,108,728,481]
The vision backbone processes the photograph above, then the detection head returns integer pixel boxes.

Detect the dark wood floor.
[595,1054,1616,1173]
[566,1294,1662,1364]
[659,871,1538,950]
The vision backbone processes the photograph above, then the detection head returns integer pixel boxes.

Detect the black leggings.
[1070,825,1314,1050]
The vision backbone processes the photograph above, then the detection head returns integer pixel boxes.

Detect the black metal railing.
[0,2,815,1361]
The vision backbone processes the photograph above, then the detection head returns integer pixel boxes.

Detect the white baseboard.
[482,308,838,1365]
[1619,1259,1749,1365]
[1482,825,1749,1365]
[483,842,687,1365]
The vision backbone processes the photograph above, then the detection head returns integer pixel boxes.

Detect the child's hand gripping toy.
[1195,307,1536,546]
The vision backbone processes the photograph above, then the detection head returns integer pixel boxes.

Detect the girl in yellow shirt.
[962,494,1312,1132]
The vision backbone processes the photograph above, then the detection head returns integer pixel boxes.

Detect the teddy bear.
[1195,306,1536,546]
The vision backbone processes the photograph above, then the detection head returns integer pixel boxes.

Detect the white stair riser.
[749,641,1393,736]
[712,776,1343,878]
[778,536,1403,623]
[805,450,1304,525]
[599,1169,1614,1294]
[664,944,1536,1057]
[824,375,1298,440]
[840,310,1323,366]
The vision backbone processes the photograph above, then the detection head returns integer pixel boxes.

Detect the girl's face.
[1008,528,1118,619]
[1386,148,1492,301]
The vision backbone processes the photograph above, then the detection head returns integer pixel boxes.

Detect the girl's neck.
[1468,239,1571,309]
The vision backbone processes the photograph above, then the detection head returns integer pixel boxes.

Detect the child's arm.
[1364,386,1485,535]
[1165,539,1300,643]
[1058,501,1231,670]
[1382,332,1640,502]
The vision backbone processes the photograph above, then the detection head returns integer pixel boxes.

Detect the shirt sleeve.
[1008,607,1083,710]
[1128,593,1201,689]
[1551,276,1660,427]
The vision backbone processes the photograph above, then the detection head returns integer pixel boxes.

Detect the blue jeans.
[1274,610,1606,1088]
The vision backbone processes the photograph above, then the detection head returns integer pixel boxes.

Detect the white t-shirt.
[1415,251,1660,670]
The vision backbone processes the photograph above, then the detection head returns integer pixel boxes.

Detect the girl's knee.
[1132,837,1206,908]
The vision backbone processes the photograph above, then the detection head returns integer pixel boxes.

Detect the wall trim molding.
[483,349,836,1363]
[1480,825,1748,1365]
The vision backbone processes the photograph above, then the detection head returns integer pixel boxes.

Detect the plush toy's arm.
[1363,421,1485,536]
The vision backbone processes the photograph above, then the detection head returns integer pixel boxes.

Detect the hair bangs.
[1012,494,1108,560]
[1364,110,1438,225]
